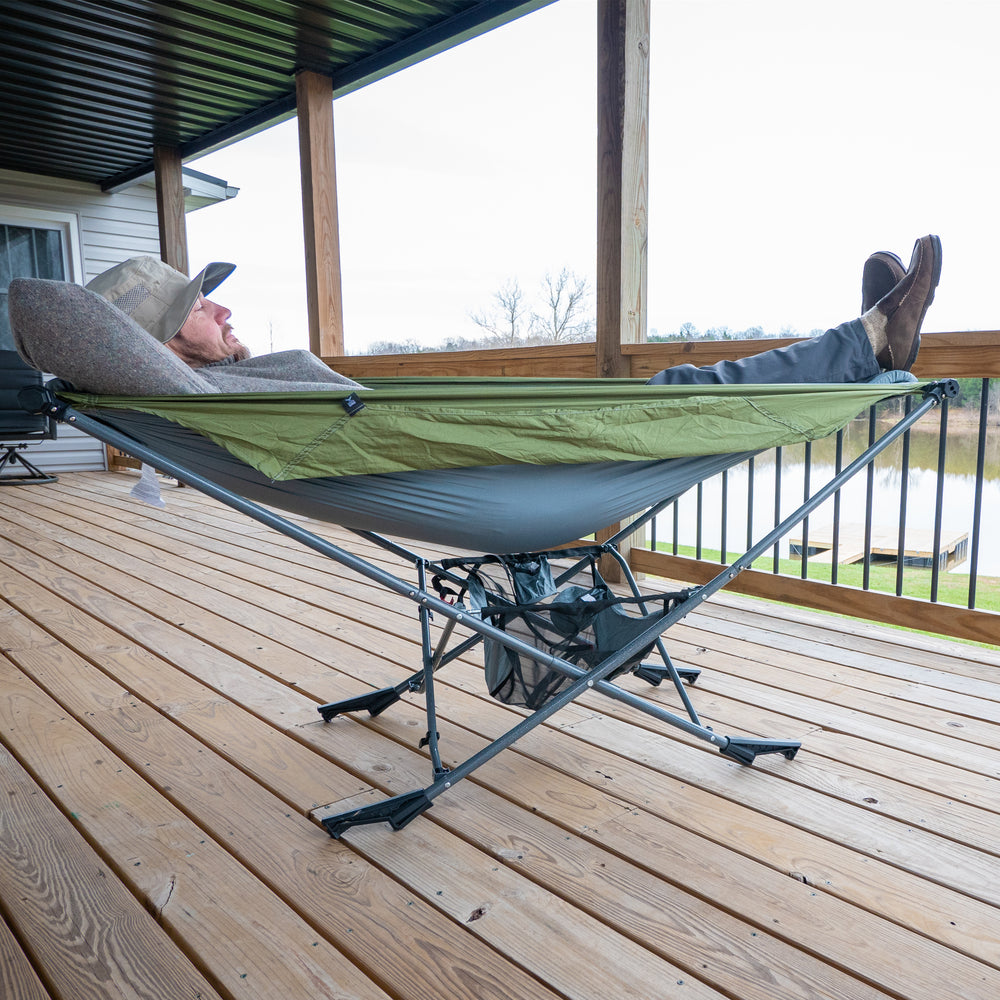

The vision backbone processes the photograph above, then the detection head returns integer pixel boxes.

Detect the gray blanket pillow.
[8,278,217,395]
[7,278,365,396]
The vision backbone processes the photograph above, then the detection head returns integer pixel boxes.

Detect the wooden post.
[112,145,190,472]
[596,0,625,380]
[595,0,650,577]
[596,0,649,379]
[296,70,345,358]
[620,0,649,350]
[154,145,188,274]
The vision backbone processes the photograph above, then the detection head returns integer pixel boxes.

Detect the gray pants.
[646,318,880,385]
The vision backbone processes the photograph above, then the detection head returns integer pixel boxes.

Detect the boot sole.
[904,235,942,371]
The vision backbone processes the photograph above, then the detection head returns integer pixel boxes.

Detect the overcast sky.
[187,0,1000,357]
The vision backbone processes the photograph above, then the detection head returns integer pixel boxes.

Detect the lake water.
[655,418,1000,577]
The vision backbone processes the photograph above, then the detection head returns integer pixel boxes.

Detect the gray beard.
[194,344,253,368]
[229,343,253,362]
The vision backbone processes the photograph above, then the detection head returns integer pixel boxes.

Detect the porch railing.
[331,331,1000,645]
[631,379,996,645]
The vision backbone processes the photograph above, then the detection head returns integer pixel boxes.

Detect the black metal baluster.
[696,481,704,560]
[773,446,782,572]
[931,397,949,602]
[895,396,913,597]
[831,429,843,586]
[801,442,811,579]
[720,469,728,564]
[968,378,990,609]
[862,405,876,591]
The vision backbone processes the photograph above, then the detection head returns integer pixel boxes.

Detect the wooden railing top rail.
[626,330,1000,380]
[327,329,1000,381]
[328,342,599,379]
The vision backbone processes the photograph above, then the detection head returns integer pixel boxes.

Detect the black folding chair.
[0,350,57,484]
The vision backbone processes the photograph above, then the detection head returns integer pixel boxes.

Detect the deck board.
[1,471,998,1000]
[0,907,50,1000]
[0,737,226,1000]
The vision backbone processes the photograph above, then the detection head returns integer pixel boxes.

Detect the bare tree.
[470,278,530,347]
[531,269,594,343]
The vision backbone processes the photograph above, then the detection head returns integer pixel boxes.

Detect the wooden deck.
[1,471,998,1000]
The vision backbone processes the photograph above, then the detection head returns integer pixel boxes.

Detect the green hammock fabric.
[64,376,929,481]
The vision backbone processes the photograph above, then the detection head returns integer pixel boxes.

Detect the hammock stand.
[20,378,957,837]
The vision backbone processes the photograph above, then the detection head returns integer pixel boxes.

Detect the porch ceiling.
[0,0,550,190]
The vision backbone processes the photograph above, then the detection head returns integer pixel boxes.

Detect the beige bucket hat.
[86,256,236,343]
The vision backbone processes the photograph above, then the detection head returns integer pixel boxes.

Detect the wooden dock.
[1,472,998,1000]
[790,523,969,570]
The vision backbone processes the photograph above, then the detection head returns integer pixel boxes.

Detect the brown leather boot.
[871,235,942,371]
[861,250,906,312]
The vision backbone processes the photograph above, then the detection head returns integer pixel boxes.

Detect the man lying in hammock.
[83,234,941,389]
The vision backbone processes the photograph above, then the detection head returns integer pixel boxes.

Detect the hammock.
[60,377,925,552]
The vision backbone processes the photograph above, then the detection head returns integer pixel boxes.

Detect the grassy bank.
[654,542,1000,613]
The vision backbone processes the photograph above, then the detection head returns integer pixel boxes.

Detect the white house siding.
[0,166,162,281]
[2,167,162,473]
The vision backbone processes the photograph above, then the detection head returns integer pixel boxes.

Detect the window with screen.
[0,208,79,351]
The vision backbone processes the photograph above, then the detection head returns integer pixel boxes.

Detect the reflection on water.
[813,413,998,480]
[658,415,1000,577]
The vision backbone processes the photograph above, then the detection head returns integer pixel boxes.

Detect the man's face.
[167,294,250,366]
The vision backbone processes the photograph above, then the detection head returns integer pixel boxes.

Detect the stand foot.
[321,790,433,838]
[719,736,801,765]
[317,686,401,721]
[634,662,700,686]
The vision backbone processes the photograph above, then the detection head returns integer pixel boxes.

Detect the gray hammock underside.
[100,409,755,552]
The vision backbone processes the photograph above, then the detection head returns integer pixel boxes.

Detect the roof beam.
[155,145,189,275]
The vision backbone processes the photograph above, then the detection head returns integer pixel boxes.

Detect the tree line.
[354,270,858,359]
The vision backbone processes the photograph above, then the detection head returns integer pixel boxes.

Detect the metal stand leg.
[319,563,456,782]
[602,547,705,726]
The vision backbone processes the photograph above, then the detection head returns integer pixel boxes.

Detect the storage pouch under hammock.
[451,551,690,709]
